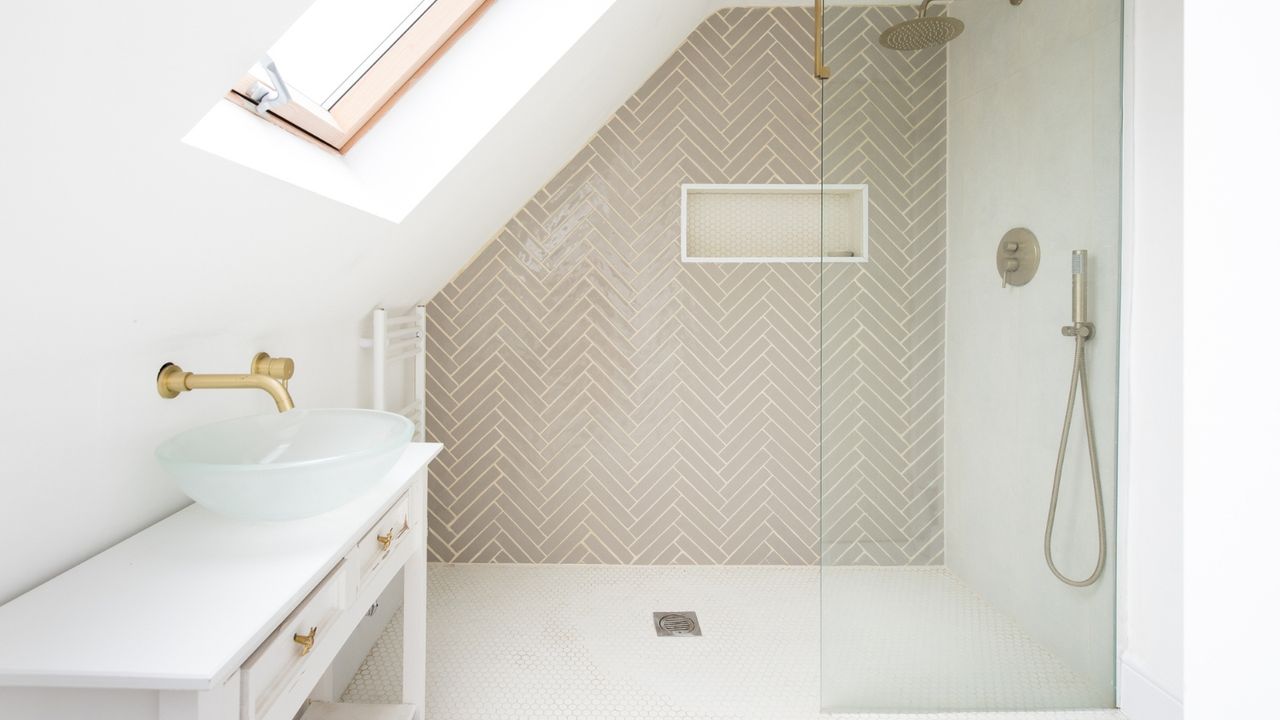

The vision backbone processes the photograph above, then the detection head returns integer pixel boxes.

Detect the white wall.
[0,0,720,605]
[0,0,377,606]
[1183,1,1280,718]
[945,0,1123,701]
[1117,0,1184,717]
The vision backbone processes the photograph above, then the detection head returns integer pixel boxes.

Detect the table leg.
[401,474,427,718]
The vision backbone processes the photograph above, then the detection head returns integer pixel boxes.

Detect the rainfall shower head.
[879,0,964,52]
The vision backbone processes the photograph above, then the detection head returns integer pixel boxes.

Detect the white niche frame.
[680,183,870,264]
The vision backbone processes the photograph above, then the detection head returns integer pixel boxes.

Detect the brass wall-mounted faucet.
[157,352,296,412]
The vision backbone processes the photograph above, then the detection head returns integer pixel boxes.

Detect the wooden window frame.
[227,0,492,154]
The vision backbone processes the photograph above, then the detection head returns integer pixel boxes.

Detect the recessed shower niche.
[681,184,869,263]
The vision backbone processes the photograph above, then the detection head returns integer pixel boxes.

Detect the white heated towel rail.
[366,305,427,441]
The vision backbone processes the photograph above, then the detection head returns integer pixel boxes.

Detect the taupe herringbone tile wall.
[820,7,947,565]
[423,6,945,566]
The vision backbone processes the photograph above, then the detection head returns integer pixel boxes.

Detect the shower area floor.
[341,564,1122,719]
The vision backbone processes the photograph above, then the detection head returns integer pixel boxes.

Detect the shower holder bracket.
[996,227,1040,288]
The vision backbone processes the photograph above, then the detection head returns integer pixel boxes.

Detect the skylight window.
[271,0,435,109]
[229,0,490,153]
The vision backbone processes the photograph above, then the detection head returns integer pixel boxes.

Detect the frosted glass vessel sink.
[156,409,414,521]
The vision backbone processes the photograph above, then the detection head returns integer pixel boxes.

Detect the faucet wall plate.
[996,227,1040,288]
[156,362,185,399]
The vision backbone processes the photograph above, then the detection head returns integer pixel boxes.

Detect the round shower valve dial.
[996,228,1040,288]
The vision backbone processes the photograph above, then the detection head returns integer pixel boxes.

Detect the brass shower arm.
[814,1,830,79]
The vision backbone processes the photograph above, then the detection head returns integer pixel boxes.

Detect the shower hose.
[1044,332,1106,587]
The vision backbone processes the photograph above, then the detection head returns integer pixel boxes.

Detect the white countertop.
[0,443,440,691]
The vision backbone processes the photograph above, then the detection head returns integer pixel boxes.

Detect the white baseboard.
[1120,658,1183,720]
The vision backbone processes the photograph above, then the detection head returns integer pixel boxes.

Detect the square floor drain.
[653,611,701,636]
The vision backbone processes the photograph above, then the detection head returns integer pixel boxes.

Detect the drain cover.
[653,611,701,637]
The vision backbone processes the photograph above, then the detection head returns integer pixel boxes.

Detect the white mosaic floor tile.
[341,609,403,706]
[822,567,1110,711]
[342,564,1124,720]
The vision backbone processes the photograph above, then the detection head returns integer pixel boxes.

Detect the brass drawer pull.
[293,626,317,655]
[377,517,411,553]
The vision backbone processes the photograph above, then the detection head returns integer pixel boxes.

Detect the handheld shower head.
[1046,249,1105,588]
[879,0,964,51]
[1072,250,1088,326]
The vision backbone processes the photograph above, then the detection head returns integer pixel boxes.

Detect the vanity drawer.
[352,491,415,589]
[241,560,350,720]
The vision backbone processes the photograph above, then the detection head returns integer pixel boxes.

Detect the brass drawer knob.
[293,626,317,655]
[377,529,395,552]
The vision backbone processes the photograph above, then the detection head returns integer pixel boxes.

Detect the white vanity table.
[0,443,441,720]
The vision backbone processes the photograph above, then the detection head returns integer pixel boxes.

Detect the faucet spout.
[157,353,296,412]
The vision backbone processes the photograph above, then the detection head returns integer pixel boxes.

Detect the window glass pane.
[269,0,436,109]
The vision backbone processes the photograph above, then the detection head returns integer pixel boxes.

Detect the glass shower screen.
[818,0,1123,712]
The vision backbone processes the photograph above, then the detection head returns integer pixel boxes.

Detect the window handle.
[248,56,292,116]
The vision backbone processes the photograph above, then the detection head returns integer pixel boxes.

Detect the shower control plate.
[996,227,1040,287]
